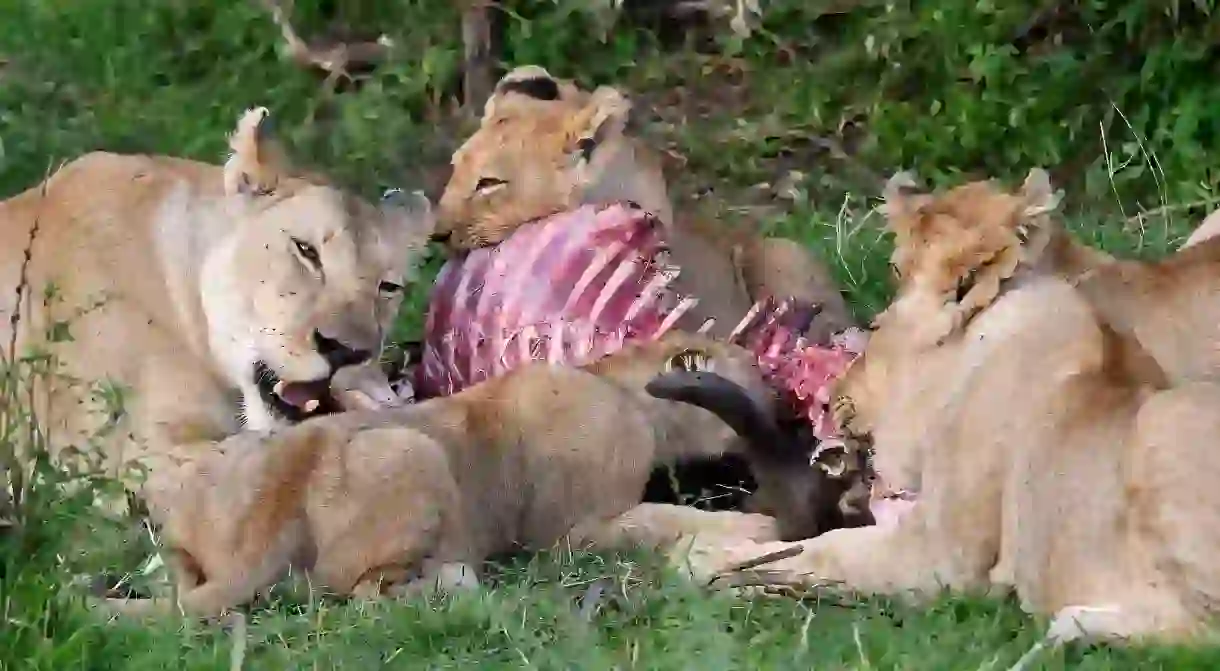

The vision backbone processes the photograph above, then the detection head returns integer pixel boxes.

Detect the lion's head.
[828,168,1066,490]
[201,107,435,430]
[876,167,1065,348]
[434,65,672,251]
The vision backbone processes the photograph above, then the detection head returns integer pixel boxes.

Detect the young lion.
[0,107,430,495]
[674,172,1220,646]
[432,65,856,343]
[97,332,842,619]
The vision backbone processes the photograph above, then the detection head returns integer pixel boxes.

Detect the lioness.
[432,65,856,344]
[98,332,843,618]
[675,172,1220,645]
[0,107,432,492]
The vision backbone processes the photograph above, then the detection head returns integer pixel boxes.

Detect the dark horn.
[645,370,784,452]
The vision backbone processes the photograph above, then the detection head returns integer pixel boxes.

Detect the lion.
[96,332,856,618]
[672,171,1220,646]
[0,107,433,499]
[432,65,856,344]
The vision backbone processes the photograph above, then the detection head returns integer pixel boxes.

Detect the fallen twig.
[254,0,393,83]
[723,544,805,574]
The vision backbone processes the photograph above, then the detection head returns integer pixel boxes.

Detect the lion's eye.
[291,237,321,269]
[378,281,403,295]
[474,177,508,193]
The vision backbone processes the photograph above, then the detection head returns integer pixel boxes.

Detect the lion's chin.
[870,495,917,527]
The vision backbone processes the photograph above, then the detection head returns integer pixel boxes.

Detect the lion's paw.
[1046,604,1125,645]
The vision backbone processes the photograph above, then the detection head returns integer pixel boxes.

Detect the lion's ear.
[1018,167,1063,220]
[1015,167,1063,259]
[381,188,435,236]
[483,65,562,119]
[223,106,289,198]
[879,170,929,228]
[566,86,631,162]
[380,188,435,279]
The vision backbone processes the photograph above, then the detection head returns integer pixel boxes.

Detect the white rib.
[588,250,643,325]
[562,238,630,313]
[728,300,765,342]
[623,264,679,324]
[548,320,566,364]
[654,297,700,339]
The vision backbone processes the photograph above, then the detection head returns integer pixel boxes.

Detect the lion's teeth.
[304,399,320,413]
[273,381,286,396]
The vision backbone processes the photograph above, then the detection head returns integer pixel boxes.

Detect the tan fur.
[673,174,1220,645]
[881,168,1219,389]
[98,332,839,619]
[1181,206,1220,250]
[0,107,434,501]
[434,65,856,340]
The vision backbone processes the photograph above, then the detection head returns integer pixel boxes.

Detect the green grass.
[1,0,1217,668]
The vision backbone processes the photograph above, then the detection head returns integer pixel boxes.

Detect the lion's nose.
[312,331,372,371]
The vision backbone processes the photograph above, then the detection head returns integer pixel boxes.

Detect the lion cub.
[433,65,856,343]
[99,333,829,619]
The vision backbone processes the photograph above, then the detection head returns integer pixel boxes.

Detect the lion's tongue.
[277,381,326,409]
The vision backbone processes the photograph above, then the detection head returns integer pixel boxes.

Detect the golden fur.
[875,168,1220,390]
[1181,206,1220,250]
[671,171,1220,646]
[98,332,847,618]
[434,65,856,342]
[0,107,433,497]
[1067,227,1220,389]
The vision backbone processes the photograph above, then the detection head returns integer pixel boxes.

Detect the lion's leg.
[127,358,240,596]
[1110,382,1220,642]
[315,428,478,600]
[670,524,950,595]
[672,497,995,597]
[565,502,781,553]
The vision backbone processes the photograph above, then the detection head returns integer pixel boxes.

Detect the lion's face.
[437,112,585,250]
[435,66,662,251]
[202,108,435,429]
[879,168,1063,348]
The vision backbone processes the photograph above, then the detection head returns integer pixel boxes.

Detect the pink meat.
[415,201,859,439]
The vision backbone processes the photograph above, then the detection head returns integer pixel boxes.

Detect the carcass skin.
[416,202,860,440]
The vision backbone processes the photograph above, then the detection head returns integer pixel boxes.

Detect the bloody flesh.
[415,202,859,440]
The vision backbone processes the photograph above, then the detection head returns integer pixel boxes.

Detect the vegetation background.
[1,0,1218,668]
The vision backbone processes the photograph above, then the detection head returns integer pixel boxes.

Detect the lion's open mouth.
[252,360,339,422]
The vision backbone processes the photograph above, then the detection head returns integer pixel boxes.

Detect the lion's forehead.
[254,187,407,275]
